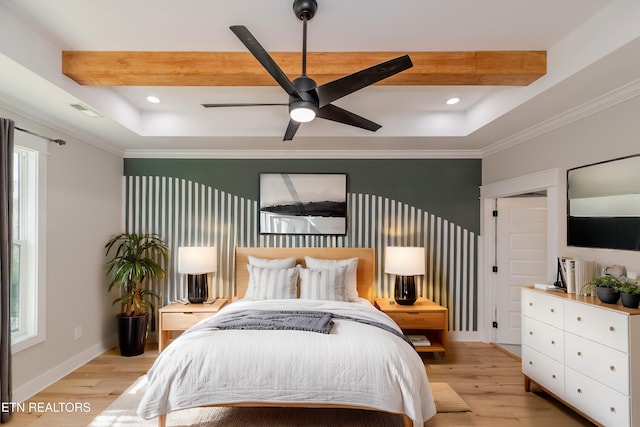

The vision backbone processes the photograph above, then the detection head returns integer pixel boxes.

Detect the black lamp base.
[394,275,417,305]
[187,274,208,303]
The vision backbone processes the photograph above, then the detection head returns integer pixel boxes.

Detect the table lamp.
[385,246,425,305]
[178,246,217,303]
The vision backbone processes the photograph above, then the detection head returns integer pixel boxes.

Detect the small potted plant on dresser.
[583,275,622,304]
[105,233,169,356]
[617,279,640,309]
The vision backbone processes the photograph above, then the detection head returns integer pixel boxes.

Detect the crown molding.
[482,77,640,157]
[123,148,483,159]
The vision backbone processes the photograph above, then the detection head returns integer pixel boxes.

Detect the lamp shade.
[177,247,217,274]
[384,246,425,276]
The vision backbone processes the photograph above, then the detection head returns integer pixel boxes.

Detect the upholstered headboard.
[235,247,375,302]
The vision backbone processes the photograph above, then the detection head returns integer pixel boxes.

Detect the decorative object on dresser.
[374,297,448,354]
[178,246,217,303]
[105,233,169,357]
[384,246,425,305]
[583,275,622,304]
[521,287,640,426]
[617,278,640,309]
[558,257,596,295]
[158,299,228,352]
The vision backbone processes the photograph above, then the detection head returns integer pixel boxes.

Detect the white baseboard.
[13,334,118,403]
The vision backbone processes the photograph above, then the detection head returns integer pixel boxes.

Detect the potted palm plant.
[105,233,168,356]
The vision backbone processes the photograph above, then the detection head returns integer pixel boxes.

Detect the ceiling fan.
[202,0,413,141]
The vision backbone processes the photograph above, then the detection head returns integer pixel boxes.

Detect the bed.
[137,247,436,427]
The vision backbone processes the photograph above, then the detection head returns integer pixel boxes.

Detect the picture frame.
[259,173,347,235]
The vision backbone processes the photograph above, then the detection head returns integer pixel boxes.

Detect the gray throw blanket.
[186,309,415,349]
[189,310,335,334]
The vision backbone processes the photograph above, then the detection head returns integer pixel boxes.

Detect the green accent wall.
[124,158,481,233]
[123,157,481,332]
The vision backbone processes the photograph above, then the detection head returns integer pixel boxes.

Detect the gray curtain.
[0,118,14,423]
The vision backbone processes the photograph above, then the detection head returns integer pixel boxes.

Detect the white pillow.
[304,256,359,301]
[244,265,299,300]
[248,256,297,269]
[299,265,348,301]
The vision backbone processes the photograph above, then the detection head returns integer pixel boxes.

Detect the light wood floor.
[9,342,595,426]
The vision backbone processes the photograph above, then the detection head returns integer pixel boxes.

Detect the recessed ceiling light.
[446,97,460,105]
[146,96,160,104]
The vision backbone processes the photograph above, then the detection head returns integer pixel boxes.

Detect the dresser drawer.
[521,316,564,363]
[386,311,446,329]
[565,367,630,426]
[564,301,629,352]
[521,289,563,328]
[522,345,564,398]
[565,332,629,395]
[161,312,214,330]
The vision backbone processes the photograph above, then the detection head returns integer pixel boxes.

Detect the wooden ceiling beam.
[62,50,546,87]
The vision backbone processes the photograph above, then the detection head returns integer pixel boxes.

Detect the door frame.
[479,168,561,343]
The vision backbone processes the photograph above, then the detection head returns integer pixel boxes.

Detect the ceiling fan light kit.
[206,0,413,141]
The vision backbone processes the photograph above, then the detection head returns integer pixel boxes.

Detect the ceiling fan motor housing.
[293,0,317,21]
[290,76,319,120]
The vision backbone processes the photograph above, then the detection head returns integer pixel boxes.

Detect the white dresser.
[521,287,640,426]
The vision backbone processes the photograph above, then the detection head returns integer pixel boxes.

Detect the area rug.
[89,376,470,427]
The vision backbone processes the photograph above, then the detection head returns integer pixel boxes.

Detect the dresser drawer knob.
[577,388,582,394]
[529,361,533,365]
[529,302,533,306]
[551,340,555,345]
[609,326,615,332]
[552,374,556,379]
[577,351,582,356]
[550,308,555,313]
[610,407,616,413]
[577,316,582,322]
[529,331,533,335]
[610,365,616,372]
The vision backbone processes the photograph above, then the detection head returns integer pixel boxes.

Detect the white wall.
[1,107,123,401]
[483,94,640,273]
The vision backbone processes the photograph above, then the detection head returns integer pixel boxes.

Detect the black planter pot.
[118,313,148,357]
[621,292,640,309]
[596,286,620,304]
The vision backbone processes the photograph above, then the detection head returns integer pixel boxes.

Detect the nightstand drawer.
[387,311,446,329]
[162,312,214,330]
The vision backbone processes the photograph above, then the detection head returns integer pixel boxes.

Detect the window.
[11,134,47,353]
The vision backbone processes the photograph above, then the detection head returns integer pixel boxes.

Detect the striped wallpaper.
[124,175,477,332]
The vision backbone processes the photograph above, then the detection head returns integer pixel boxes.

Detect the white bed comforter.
[137,299,436,426]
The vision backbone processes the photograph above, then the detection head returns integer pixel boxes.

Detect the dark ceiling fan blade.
[202,103,287,108]
[316,55,413,107]
[230,25,300,98]
[316,104,381,132]
[283,119,301,141]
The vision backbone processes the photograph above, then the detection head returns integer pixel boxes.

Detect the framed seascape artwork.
[259,173,347,235]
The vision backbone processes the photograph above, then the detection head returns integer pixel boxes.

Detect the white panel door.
[496,197,547,344]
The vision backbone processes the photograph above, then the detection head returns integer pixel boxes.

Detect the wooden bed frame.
[156,247,413,427]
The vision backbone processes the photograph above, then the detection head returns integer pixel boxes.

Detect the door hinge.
[492,210,498,217]
[492,266,498,273]
[492,321,498,328]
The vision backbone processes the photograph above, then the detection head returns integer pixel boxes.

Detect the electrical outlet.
[74,326,82,340]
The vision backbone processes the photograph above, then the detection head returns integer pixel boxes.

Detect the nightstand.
[158,298,228,352]
[374,297,448,353]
